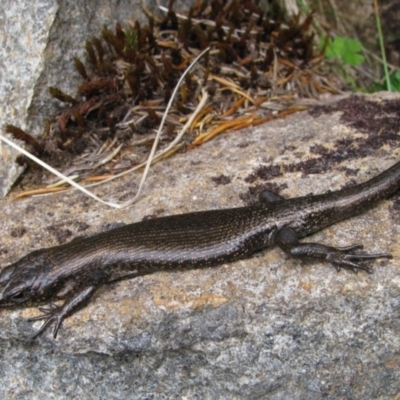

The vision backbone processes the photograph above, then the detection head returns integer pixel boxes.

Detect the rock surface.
[1,92,400,399]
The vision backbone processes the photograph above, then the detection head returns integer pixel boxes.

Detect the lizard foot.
[325,244,392,273]
[28,304,64,339]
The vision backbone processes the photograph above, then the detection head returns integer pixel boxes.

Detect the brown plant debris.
[8,0,341,195]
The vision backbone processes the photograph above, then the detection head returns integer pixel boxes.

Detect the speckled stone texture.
[0,92,400,399]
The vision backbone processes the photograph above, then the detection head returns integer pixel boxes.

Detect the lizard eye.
[10,291,28,303]
[2,276,36,305]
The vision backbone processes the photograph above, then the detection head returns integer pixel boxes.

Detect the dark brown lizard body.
[1,159,399,338]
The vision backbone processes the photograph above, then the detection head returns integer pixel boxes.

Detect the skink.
[1,159,399,338]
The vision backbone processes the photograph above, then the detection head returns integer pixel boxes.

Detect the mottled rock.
[0,92,400,399]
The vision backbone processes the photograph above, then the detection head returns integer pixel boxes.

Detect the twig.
[0,134,122,207]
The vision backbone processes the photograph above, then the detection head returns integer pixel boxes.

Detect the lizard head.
[0,250,60,307]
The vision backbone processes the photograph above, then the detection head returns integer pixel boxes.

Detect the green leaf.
[323,36,365,66]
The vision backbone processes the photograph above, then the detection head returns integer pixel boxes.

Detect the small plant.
[323,36,365,66]
[368,70,400,92]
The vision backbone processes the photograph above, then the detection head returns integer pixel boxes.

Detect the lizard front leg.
[28,269,111,338]
[28,284,100,339]
[276,226,392,273]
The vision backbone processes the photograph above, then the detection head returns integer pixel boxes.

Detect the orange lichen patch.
[384,360,399,369]
[298,280,313,292]
[147,270,231,311]
[152,290,229,311]
[109,295,149,320]
[21,307,42,319]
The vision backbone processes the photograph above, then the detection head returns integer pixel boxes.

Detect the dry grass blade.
[193,115,255,145]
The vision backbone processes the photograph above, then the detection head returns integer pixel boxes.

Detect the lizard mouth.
[0,278,31,306]
[0,290,15,307]
[0,281,8,303]
[0,301,15,307]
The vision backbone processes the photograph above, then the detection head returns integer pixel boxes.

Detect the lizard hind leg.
[276,226,392,273]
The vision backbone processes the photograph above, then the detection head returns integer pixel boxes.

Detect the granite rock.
[0,93,400,399]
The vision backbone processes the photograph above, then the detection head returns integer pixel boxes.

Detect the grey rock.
[1,92,400,399]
